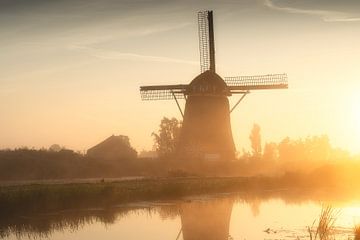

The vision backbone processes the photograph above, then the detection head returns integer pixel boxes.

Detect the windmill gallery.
[140,11,288,161]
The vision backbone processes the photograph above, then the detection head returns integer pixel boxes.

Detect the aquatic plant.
[354,225,360,240]
[307,205,338,240]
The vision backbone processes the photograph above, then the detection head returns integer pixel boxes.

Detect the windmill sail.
[140,84,187,100]
[198,11,215,73]
[225,73,288,91]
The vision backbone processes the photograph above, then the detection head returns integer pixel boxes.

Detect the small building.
[87,135,137,161]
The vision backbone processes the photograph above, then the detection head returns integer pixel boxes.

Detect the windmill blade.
[225,73,288,91]
[198,11,215,73]
[140,84,187,100]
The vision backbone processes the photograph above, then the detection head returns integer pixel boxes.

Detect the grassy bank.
[1,173,358,219]
[1,175,360,239]
[0,175,304,217]
[0,177,255,216]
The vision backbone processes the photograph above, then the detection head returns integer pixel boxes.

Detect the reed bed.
[354,225,360,240]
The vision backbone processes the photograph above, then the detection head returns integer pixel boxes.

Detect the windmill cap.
[187,70,230,96]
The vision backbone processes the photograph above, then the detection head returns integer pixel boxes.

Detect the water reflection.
[0,208,131,239]
[180,198,233,240]
[2,190,360,240]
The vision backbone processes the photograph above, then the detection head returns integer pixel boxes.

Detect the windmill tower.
[140,11,288,161]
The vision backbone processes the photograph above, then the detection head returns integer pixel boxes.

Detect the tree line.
[0,117,357,181]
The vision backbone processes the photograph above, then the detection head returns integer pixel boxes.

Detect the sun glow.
[336,88,360,154]
[336,205,360,228]
[353,104,360,133]
[350,92,360,138]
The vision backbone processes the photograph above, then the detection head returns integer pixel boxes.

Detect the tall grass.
[354,225,360,240]
[307,205,338,240]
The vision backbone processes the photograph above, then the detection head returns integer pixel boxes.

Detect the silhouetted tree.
[304,135,331,162]
[278,135,332,164]
[249,123,262,157]
[263,142,278,162]
[152,117,181,158]
[278,137,293,162]
[49,144,62,152]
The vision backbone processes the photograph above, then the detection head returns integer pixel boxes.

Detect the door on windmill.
[204,153,221,161]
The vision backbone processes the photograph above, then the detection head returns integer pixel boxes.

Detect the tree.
[152,117,181,158]
[249,123,262,157]
[49,144,62,152]
[263,142,278,162]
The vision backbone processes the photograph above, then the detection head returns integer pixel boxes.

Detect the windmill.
[140,11,288,160]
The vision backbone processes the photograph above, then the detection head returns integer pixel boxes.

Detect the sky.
[1,0,360,153]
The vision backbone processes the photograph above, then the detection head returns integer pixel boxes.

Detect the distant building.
[87,135,137,161]
[138,150,158,159]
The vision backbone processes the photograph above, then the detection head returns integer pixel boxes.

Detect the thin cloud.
[64,21,192,50]
[131,22,191,37]
[71,45,198,65]
[264,0,360,22]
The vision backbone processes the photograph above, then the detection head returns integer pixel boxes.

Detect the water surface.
[2,190,360,240]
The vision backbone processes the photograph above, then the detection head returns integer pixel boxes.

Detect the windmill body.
[178,70,235,160]
[140,11,288,161]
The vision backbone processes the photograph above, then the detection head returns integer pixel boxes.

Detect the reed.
[308,205,338,240]
[354,225,360,240]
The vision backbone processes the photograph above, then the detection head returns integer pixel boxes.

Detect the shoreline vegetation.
[1,176,360,239]
[0,121,358,182]
[0,176,276,217]
[1,175,359,218]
